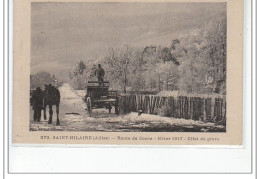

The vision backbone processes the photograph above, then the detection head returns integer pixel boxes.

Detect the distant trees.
[30,72,58,89]
[69,60,86,79]
[141,43,183,91]
[69,60,87,89]
[101,44,181,92]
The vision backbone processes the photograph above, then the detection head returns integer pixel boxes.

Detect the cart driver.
[95,64,105,86]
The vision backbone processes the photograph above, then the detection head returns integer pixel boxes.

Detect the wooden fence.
[119,95,226,124]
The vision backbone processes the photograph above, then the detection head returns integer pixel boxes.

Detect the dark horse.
[43,84,60,125]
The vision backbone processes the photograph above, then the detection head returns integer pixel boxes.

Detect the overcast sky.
[31,2,226,80]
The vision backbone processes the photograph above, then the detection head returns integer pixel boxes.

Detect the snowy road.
[30,83,122,131]
[30,83,226,132]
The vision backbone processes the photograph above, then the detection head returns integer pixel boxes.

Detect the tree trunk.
[158,75,161,91]
[124,71,127,93]
[166,75,168,90]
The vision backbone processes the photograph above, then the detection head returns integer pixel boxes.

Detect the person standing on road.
[30,87,44,122]
[95,64,105,86]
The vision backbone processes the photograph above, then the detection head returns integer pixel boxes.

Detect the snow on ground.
[59,83,86,109]
[30,83,225,132]
[117,113,225,132]
[74,90,86,98]
[121,113,216,127]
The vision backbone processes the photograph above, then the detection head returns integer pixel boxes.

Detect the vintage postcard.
[12,0,243,145]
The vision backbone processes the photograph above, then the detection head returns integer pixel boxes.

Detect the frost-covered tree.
[103,45,134,92]
[177,13,227,94]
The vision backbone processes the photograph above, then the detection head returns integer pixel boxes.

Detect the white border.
[6,0,255,175]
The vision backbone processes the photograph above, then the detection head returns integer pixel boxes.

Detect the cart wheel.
[108,103,112,114]
[86,97,92,116]
[115,96,119,115]
[115,106,119,115]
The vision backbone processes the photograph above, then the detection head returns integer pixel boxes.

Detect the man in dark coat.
[30,87,44,122]
[95,64,105,86]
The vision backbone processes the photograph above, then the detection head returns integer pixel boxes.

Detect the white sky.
[31,2,226,80]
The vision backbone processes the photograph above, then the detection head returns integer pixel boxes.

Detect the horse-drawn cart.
[84,81,119,115]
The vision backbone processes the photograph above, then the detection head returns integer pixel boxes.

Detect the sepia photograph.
[29,2,227,133]
[8,0,252,175]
